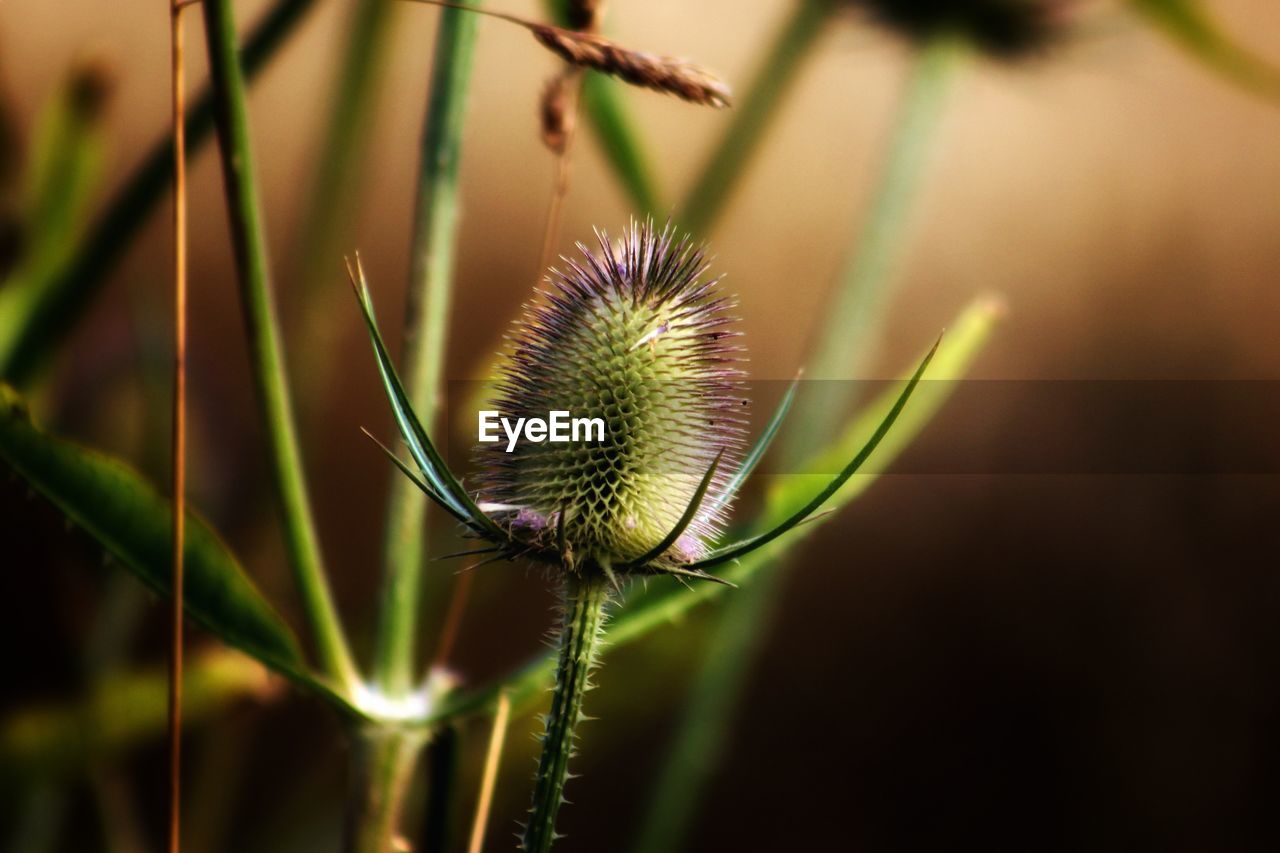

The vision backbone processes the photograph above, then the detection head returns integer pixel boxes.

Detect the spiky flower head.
[853,0,1079,59]
[479,222,746,578]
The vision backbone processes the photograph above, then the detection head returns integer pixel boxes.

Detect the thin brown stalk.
[535,69,583,277]
[466,691,512,853]
[431,570,476,669]
[399,0,731,107]
[167,1,189,852]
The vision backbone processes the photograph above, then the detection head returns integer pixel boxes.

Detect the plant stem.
[679,0,832,235]
[792,37,964,452]
[294,0,398,400]
[632,40,965,851]
[199,0,358,690]
[167,2,189,851]
[580,72,663,216]
[344,726,429,853]
[523,574,610,853]
[467,692,512,853]
[629,568,777,853]
[0,0,319,386]
[374,4,481,696]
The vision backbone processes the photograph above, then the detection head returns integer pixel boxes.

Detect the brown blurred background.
[2,0,1280,851]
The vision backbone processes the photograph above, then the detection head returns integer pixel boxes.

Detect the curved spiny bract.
[478,221,747,578]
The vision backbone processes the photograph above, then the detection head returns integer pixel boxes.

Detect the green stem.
[200,0,358,690]
[0,0,318,386]
[373,4,481,695]
[344,726,429,853]
[793,37,964,452]
[580,73,663,216]
[679,0,833,235]
[629,569,778,853]
[294,0,398,401]
[632,39,965,852]
[522,574,610,853]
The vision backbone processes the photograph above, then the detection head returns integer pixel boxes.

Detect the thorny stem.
[374,3,481,695]
[522,574,610,853]
[199,0,359,690]
[344,727,429,853]
[0,0,319,386]
[679,0,833,235]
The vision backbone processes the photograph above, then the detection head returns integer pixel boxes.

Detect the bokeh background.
[2,0,1280,850]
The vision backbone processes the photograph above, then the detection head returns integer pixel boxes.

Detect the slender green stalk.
[373,4,481,695]
[630,39,966,852]
[344,726,429,853]
[523,574,610,853]
[0,0,319,386]
[679,0,833,235]
[580,73,663,216]
[294,0,398,399]
[629,569,777,853]
[795,37,964,448]
[199,0,358,690]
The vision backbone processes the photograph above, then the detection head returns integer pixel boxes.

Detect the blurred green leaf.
[1129,0,1280,98]
[0,385,357,712]
[0,63,110,374]
[0,0,320,387]
[0,649,276,785]
[428,294,1005,724]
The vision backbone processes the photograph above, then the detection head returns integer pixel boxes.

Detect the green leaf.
[1,649,274,785]
[0,63,109,376]
[690,334,940,570]
[348,259,507,541]
[704,373,799,518]
[0,385,355,711]
[1129,0,1280,99]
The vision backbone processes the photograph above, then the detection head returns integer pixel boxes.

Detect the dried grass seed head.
[530,25,732,108]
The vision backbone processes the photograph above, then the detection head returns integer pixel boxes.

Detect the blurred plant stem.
[374,4,481,697]
[199,0,358,690]
[679,0,833,235]
[294,0,398,403]
[632,38,966,852]
[790,36,964,454]
[345,727,430,853]
[0,61,108,384]
[0,0,319,387]
[0,649,275,784]
[1128,0,1280,98]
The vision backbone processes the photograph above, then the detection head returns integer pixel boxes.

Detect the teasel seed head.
[479,221,747,578]
[852,0,1081,60]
